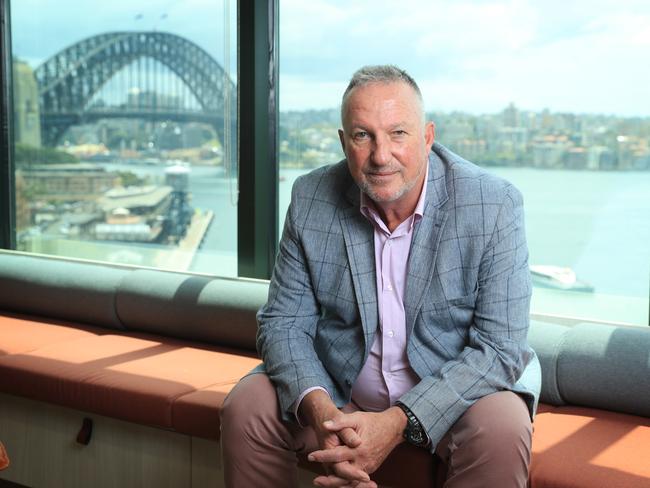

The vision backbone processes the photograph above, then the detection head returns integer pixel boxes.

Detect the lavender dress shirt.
[295,168,428,417]
[352,171,428,411]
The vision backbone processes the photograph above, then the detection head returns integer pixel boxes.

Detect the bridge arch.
[35,31,236,151]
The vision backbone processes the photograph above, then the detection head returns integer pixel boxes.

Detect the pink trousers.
[221,374,532,487]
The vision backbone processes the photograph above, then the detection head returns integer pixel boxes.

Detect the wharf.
[155,210,214,271]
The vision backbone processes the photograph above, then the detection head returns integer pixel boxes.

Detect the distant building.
[21,164,121,201]
[439,119,475,149]
[532,135,571,168]
[616,135,650,170]
[96,186,173,242]
[13,59,42,147]
[502,102,520,128]
[588,146,614,170]
[495,127,528,155]
[452,139,487,163]
[564,147,588,170]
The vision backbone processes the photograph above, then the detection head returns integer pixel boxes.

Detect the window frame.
[237,0,279,279]
[0,0,15,250]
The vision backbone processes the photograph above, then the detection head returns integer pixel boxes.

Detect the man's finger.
[313,474,353,487]
[314,473,365,487]
[330,460,370,482]
[338,427,362,447]
[308,445,356,464]
[339,482,377,488]
[323,415,358,432]
[323,431,343,449]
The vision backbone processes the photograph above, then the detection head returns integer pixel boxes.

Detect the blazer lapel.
[405,207,447,339]
[339,185,378,358]
[405,150,449,338]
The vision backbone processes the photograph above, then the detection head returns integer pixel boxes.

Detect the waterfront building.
[20,164,121,201]
[532,135,571,168]
[96,186,173,243]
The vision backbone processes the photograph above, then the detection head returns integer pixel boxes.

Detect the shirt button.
[386,285,393,291]
[387,330,395,338]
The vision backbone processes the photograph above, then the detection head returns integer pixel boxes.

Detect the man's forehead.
[346,81,417,103]
[343,82,421,125]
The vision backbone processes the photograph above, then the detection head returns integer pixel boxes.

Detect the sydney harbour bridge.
[33,31,236,157]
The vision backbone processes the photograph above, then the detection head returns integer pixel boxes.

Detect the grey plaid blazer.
[256,143,541,452]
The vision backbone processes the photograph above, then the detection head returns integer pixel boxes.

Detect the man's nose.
[371,135,392,165]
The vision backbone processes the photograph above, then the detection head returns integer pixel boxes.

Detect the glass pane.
[11,0,238,277]
[279,0,650,325]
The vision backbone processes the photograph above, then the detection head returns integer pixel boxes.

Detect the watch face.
[407,427,426,447]
[397,403,428,448]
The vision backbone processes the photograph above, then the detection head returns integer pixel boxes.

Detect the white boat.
[530,265,595,293]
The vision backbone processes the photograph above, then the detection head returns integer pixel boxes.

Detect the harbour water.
[47,162,648,325]
[277,166,650,325]
[277,166,650,298]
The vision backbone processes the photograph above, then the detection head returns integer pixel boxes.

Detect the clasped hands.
[300,391,406,488]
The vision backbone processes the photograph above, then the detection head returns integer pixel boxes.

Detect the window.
[9,0,238,276]
[279,0,650,325]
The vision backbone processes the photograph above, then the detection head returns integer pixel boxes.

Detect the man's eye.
[393,130,407,136]
[353,131,368,140]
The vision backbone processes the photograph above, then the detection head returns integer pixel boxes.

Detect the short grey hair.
[340,65,424,124]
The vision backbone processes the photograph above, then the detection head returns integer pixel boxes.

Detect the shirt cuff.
[292,386,330,428]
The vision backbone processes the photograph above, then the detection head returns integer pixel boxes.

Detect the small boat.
[530,265,594,293]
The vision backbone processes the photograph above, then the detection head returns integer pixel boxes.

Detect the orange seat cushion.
[0,441,9,471]
[531,405,650,488]
[0,313,102,355]
[0,332,260,436]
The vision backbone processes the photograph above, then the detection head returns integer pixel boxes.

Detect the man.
[221,65,540,487]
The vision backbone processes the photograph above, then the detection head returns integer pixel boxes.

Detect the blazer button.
[345,379,352,386]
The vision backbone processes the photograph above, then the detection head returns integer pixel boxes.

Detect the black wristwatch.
[395,402,430,448]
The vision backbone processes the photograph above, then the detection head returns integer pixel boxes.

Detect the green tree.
[15,143,79,168]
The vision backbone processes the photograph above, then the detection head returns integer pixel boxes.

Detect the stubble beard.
[360,160,426,204]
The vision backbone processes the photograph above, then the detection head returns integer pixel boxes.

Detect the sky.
[10,0,650,116]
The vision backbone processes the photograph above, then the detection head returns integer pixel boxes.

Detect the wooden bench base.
[0,394,222,488]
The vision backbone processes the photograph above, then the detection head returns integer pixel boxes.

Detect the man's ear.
[338,128,346,154]
[425,121,436,148]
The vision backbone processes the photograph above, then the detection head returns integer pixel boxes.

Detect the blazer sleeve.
[398,185,533,452]
[256,182,338,422]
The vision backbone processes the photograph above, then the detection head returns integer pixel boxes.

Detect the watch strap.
[395,402,430,448]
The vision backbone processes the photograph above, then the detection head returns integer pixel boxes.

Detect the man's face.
[339,82,435,209]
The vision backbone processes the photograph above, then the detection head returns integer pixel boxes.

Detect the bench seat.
[0,253,649,488]
[3,311,650,487]
[531,405,650,488]
[0,313,104,355]
[0,313,260,439]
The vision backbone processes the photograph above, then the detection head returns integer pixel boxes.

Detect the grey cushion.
[558,323,650,417]
[527,320,571,406]
[116,269,267,351]
[0,253,127,329]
